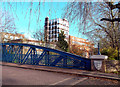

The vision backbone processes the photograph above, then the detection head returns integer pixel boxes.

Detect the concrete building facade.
[44,17,69,42]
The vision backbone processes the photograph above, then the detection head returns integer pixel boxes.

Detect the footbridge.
[1,43,91,70]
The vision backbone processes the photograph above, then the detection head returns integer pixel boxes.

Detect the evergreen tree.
[56,31,69,52]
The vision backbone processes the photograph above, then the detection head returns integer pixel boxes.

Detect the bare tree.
[32,28,44,41]
[63,1,119,49]
[0,11,16,33]
[0,10,16,43]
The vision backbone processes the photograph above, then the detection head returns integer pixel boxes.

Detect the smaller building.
[0,32,24,42]
[68,35,94,58]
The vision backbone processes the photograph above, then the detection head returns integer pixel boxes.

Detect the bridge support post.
[90,55,108,72]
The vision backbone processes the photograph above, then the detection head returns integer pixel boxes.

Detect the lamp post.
[101,2,120,60]
[98,43,101,55]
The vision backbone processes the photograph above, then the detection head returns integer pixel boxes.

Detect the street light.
[98,43,101,55]
[101,2,120,60]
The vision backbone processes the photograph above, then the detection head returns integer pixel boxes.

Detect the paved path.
[1,62,120,81]
[3,66,75,85]
[2,65,119,85]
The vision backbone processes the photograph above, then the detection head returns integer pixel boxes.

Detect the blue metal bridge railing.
[1,43,91,70]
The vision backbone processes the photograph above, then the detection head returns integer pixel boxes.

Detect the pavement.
[3,66,118,85]
[1,62,120,81]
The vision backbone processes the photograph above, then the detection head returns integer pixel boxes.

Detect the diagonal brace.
[50,56,63,66]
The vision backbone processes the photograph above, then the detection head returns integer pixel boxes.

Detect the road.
[2,66,119,85]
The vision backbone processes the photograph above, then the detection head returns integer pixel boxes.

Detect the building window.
[49,23,51,26]
[55,29,57,33]
[50,31,52,34]
[55,35,57,38]
[53,29,55,31]
[45,23,49,26]
[55,21,57,25]
[55,26,57,29]
[51,31,53,34]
